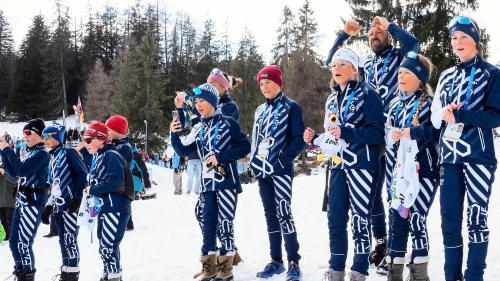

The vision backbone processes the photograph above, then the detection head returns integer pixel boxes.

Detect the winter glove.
[41,205,53,225]
[67,198,82,213]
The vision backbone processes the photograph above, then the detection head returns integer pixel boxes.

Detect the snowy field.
[1,118,500,280]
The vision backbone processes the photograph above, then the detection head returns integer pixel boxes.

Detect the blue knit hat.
[448,16,480,44]
[193,83,219,109]
[42,123,65,144]
[399,52,430,83]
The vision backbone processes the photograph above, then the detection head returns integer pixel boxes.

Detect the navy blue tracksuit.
[47,144,88,268]
[327,22,420,242]
[89,144,131,278]
[385,91,439,263]
[249,92,305,262]
[432,56,500,281]
[322,81,384,275]
[0,142,50,274]
[172,111,250,256]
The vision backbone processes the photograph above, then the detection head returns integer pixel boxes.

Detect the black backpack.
[108,150,135,201]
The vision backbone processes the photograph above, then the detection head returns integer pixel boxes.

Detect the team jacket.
[326,22,419,114]
[218,92,240,122]
[47,144,88,213]
[386,90,439,179]
[171,110,251,193]
[249,92,306,178]
[0,142,50,207]
[431,55,500,166]
[112,137,134,163]
[88,144,131,214]
[325,81,385,171]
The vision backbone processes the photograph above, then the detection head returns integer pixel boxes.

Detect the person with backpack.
[250,65,305,281]
[431,16,500,281]
[326,16,420,270]
[304,48,384,281]
[0,118,50,281]
[40,124,88,281]
[170,83,250,281]
[105,115,135,230]
[83,122,131,281]
[384,52,439,280]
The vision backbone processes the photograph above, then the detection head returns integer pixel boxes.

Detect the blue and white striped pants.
[9,204,43,273]
[388,177,438,262]
[197,189,238,256]
[441,163,495,281]
[54,212,80,267]
[259,175,300,261]
[328,168,377,276]
[97,212,130,276]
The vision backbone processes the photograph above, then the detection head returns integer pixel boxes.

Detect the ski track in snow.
[1,118,499,280]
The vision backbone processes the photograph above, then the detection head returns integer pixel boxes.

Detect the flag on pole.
[77,96,84,125]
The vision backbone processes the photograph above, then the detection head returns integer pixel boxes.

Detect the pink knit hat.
[207,68,230,91]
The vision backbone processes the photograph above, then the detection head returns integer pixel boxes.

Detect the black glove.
[67,198,82,213]
[41,205,53,225]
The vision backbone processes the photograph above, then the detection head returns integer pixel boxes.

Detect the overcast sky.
[1,0,499,65]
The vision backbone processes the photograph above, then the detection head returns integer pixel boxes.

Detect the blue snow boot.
[286,261,302,281]
[256,260,285,278]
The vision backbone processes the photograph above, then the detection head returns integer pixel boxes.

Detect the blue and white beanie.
[42,123,66,144]
[194,83,219,109]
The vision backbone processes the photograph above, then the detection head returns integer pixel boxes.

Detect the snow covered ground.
[1,118,500,280]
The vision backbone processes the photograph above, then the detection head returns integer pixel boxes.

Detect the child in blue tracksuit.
[41,124,88,281]
[170,83,250,281]
[83,122,131,281]
[250,65,305,281]
[305,49,384,281]
[0,118,50,281]
[431,16,500,281]
[326,17,420,266]
[384,53,439,280]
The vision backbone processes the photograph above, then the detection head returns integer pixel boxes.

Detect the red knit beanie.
[84,122,109,142]
[257,65,283,87]
[106,115,128,135]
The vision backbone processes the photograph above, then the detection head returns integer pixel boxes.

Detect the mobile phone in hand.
[172,110,179,121]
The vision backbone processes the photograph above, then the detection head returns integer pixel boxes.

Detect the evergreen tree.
[220,19,232,71]
[85,60,115,121]
[271,5,295,69]
[100,6,120,72]
[113,32,168,151]
[8,15,51,120]
[195,19,220,82]
[0,10,16,117]
[230,28,264,134]
[292,0,318,58]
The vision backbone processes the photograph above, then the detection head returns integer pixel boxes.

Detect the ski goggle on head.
[42,132,57,140]
[193,88,203,95]
[406,51,418,60]
[448,16,476,29]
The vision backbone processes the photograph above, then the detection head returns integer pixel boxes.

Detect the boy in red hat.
[105,115,136,231]
[83,122,131,281]
[250,65,305,281]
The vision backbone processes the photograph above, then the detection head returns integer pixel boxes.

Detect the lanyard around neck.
[368,49,393,85]
[395,97,420,128]
[199,119,220,158]
[448,66,476,109]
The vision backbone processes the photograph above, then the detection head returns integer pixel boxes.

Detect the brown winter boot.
[214,255,234,281]
[407,262,430,281]
[193,254,217,281]
[387,256,405,281]
[232,251,242,266]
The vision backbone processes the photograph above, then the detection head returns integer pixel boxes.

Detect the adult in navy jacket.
[170,83,250,281]
[250,65,305,281]
[0,118,50,281]
[431,16,500,281]
[41,124,88,281]
[83,122,131,281]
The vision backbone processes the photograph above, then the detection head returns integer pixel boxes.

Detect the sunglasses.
[83,138,96,144]
[23,130,34,137]
[448,16,474,29]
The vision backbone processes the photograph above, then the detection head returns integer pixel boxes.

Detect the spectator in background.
[172,152,183,195]
[0,162,16,241]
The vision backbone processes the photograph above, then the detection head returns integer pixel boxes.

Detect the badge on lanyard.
[51,178,62,197]
[258,137,274,159]
[443,123,464,141]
